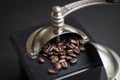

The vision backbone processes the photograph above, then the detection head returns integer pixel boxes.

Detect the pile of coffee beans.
[37,37,86,74]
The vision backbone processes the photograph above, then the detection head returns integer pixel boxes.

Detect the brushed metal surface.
[90,42,120,80]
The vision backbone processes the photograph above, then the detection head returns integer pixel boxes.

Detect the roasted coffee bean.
[54,52,59,56]
[58,42,64,46]
[73,48,80,54]
[48,51,54,55]
[49,55,55,60]
[68,53,77,57]
[75,46,79,50]
[67,49,73,54]
[71,44,76,48]
[70,58,78,64]
[66,43,73,49]
[70,39,77,44]
[58,46,63,52]
[59,51,66,55]
[61,61,68,68]
[60,55,66,59]
[58,59,66,63]
[51,56,59,63]
[43,44,51,53]
[49,55,55,59]
[53,47,59,52]
[43,43,50,49]
[47,45,52,51]
[54,62,62,70]
[42,53,47,57]
[43,48,49,53]
[62,45,67,49]
[48,68,58,74]
[66,56,72,60]
[49,45,55,51]
[38,57,45,63]
[76,40,80,46]
[80,47,86,51]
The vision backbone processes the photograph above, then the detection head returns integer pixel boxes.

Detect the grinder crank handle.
[51,0,117,27]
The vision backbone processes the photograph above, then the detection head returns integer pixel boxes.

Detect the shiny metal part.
[51,0,111,28]
[26,0,114,59]
[89,42,120,80]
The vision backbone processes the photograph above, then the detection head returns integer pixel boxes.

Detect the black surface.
[10,17,103,80]
[0,0,120,80]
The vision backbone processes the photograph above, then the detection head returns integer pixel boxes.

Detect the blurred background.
[0,0,120,80]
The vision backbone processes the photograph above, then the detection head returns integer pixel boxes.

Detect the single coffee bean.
[70,58,78,64]
[71,44,76,48]
[76,40,80,46]
[75,46,79,50]
[42,53,47,57]
[61,61,68,68]
[47,45,52,52]
[54,52,60,56]
[73,48,80,54]
[66,43,73,49]
[68,53,77,57]
[54,62,62,70]
[49,55,55,60]
[66,56,72,60]
[38,57,45,63]
[57,46,61,49]
[51,56,59,63]
[49,45,55,51]
[60,55,66,59]
[53,47,59,52]
[43,44,50,49]
[59,51,66,55]
[58,59,66,63]
[67,49,73,54]
[70,39,77,44]
[58,42,64,46]
[58,46,63,52]
[48,68,58,74]
[62,45,67,49]
[43,44,51,53]
[48,51,54,55]
[43,48,49,53]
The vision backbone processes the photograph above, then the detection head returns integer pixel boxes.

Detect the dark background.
[0,0,120,80]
